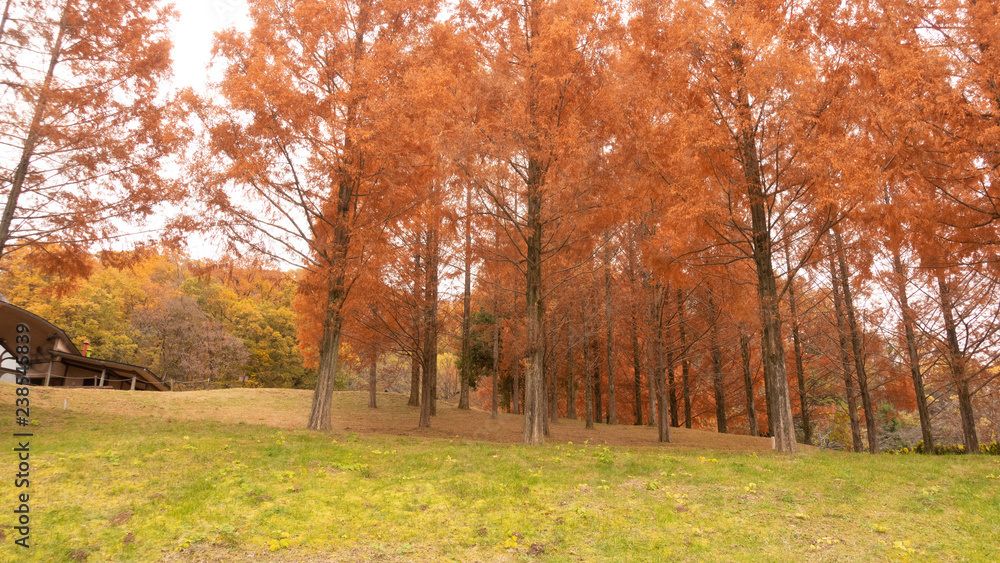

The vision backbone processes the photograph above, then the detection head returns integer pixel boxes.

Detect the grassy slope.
[1,385,998,562]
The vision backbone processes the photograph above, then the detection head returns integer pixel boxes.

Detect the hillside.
[1,384,997,562]
[24,386,787,451]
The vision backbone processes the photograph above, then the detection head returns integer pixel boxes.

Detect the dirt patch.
[109,510,132,526]
[5,385,812,452]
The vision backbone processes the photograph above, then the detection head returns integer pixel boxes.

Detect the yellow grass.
[30,386,789,451]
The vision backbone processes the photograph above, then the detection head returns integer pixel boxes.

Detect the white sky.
[158,0,251,260]
[168,0,250,90]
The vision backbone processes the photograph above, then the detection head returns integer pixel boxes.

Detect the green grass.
[2,397,999,561]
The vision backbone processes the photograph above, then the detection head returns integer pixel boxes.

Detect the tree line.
[2,249,314,389]
[1,0,999,452]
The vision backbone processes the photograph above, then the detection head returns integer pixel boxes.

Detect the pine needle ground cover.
[1,385,998,562]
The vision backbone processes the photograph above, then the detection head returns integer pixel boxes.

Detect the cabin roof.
[0,302,81,358]
[50,351,169,391]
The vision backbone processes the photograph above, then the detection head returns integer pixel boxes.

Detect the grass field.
[1,385,998,562]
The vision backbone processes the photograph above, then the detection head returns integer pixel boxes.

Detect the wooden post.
[98,367,106,387]
[130,376,136,391]
[44,361,53,387]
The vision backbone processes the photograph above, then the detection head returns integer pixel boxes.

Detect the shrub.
[883,440,1000,455]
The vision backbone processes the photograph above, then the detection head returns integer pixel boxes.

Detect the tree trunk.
[542,332,551,437]
[890,248,934,452]
[632,305,643,426]
[783,229,811,444]
[419,225,439,428]
[665,299,678,427]
[513,360,520,415]
[739,331,759,437]
[745,177,795,450]
[409,355,421,407]
[492,304,500,419]
[0,3,68,259]
[583,303,594,429]
[761,328,773,436]
[834,228,878,453]
[308,282,346,430]
[829,245,863,452]
[408,243,422,407]
[652,284,671,442]
[307,169,355,431]
[708,291,727,434]
[604,236,616,425]
[368,354,377,409]
[521,152,547,445]
[956,380,978,455]
[594,348,603,423]
[646,289,658,427]
[936,272,979,454]
[549,332,558,423]
[677,288,692,429]
[459,184,473,410]
[566,324,577,419]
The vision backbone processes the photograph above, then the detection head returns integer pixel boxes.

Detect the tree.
[458,308,497,395]
[0,0,181,263]
[197,0,440,430]
[456,0,615,444]
[603,232,617,424]
[459,184,475,410]
[827,242,863,453]
[833,228,879,453]
[132,294,249,387]
[625,0,856,451]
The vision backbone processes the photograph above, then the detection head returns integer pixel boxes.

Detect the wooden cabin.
[0,302,168,391]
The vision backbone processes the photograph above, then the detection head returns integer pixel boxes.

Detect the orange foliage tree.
[193,0,441,430]
[0,0,181,264]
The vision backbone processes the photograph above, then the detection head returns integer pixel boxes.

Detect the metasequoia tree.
[349,222,425,405]
[832,228,879,453]
[925,250,1000,454]
[649,279,671,441]
[627,0,882,451]
[738,328,759,436]
[827,242,863,452]
[0,0,180,263]
[459,183,474,410]
[888,243,934,450]
[456,0,614,444]
[675,287,691,428]
[419,210,440,427]
[602,232,618,424]
[781,224,811,444]
[197,0,440,430]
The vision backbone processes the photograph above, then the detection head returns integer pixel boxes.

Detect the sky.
[159,0,251,260]
[169,0,250,90]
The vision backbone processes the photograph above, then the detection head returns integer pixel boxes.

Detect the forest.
[2,0,1000,455]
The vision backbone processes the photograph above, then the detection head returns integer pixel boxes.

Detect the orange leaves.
[0,0,181,261]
